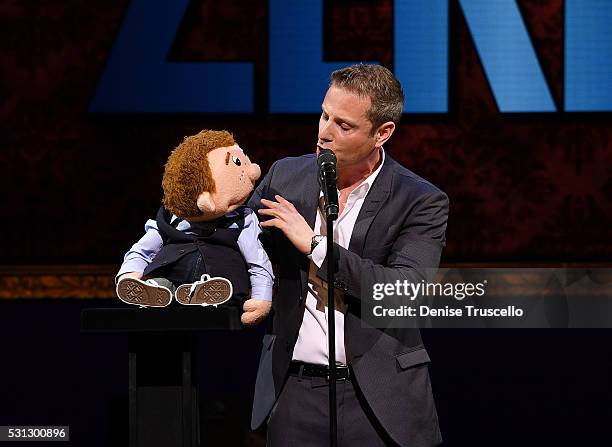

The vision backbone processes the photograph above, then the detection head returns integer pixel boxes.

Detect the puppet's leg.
[116,277,173,307]
[175,274,233,307]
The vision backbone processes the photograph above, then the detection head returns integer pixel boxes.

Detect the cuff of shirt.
[250,283,274,302]
[115,259,148,283]
[307,236,328,268]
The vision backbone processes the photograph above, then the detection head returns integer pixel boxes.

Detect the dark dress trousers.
[247,153,449,447]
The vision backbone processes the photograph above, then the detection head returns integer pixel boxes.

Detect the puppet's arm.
[116,219,164,283]
[237,210,274,325]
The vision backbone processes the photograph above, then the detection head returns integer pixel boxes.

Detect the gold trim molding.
[0,263,610,299]
[0,265,118,299]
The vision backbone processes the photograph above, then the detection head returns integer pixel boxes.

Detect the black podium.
[81,306,242,447]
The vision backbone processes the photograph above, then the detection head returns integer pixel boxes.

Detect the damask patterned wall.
[2,0,611,267]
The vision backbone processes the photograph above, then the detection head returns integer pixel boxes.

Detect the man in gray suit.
[245,64,448,446]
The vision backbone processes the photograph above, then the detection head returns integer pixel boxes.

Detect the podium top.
[80,306,242,333]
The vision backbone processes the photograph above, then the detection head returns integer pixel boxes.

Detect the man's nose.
[318,120,333,143]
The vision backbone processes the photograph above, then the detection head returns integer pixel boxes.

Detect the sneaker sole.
[175,278,232,306]
[116,278,172,307]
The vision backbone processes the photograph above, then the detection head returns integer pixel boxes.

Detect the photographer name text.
[373,305,524,318]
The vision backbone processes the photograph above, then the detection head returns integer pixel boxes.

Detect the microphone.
[317,148,339,220]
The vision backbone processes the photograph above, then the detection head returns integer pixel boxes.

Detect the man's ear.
[374,121,395,148]
[197,191,216,214]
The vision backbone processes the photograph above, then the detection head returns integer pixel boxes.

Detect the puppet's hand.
[241,298,272,326]
[258,195,315,255]
[118,272,143,282]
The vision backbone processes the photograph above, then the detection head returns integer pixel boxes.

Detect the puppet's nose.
[249,163,261,182]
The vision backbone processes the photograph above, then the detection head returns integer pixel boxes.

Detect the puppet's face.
[192,144,261,221]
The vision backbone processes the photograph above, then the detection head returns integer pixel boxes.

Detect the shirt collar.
[357,147,385,196]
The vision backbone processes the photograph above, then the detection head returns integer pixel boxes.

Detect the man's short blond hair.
[330,64,404,134]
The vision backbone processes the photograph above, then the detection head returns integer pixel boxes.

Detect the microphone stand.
[326,210,338,447]
[318,148,339,446]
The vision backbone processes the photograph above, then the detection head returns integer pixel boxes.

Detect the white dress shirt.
[292,149,386,365]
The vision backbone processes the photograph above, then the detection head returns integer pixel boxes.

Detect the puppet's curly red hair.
[162,129,235,218]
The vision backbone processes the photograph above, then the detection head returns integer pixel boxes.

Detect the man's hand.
[118,272,143,282]
[241,298,272,326]
[258,195,315,255]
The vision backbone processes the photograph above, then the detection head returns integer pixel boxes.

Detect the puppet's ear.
[196,191,216,215]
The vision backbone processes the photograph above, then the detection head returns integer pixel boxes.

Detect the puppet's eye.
[231,155,241,166]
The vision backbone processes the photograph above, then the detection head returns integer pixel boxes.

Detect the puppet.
[116,130,273,325]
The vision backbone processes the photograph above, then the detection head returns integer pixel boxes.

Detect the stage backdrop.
[2,0,611,276]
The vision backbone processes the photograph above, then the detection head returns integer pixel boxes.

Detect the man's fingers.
[257,208,277,217]
[260,218,284,230]
[274,195,290,205]
[260,198,279,208]
[258,208,286,227]
[275,195,296,210]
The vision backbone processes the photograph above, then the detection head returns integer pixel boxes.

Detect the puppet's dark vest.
[143,206,249,302]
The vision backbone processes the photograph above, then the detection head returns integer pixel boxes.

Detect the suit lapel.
[297,158,320,300]
[348,156,393,256]
[299,160,320,230]
[344,158,394,363]
[345,157,394,364]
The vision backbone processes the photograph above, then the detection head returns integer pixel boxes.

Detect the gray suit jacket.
[248,153,448,447]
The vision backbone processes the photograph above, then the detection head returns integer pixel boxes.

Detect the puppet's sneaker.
[175,274,233,307]
[116,277,172,307]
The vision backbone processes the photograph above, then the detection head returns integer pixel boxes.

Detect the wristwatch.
[310,235,325,254]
